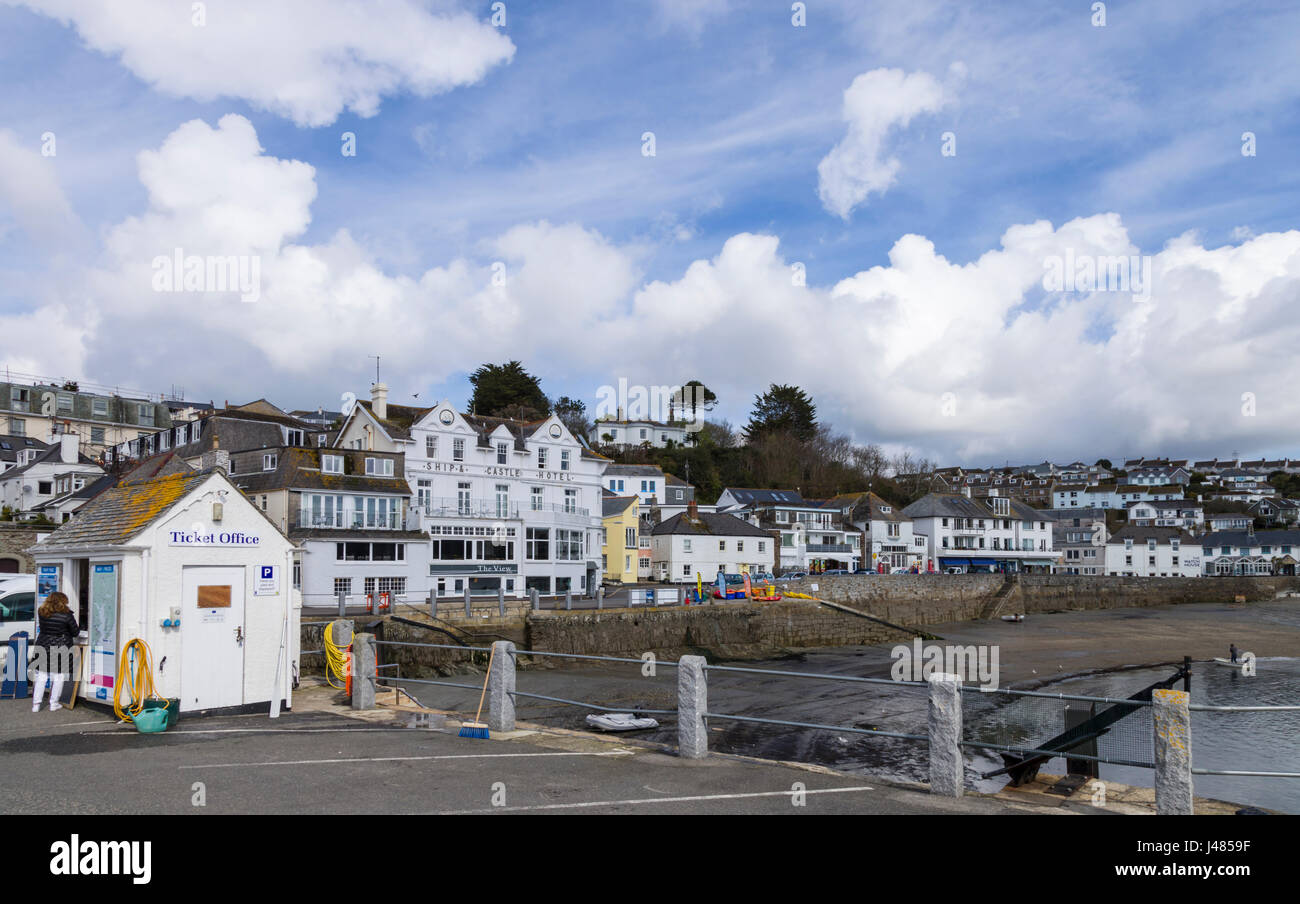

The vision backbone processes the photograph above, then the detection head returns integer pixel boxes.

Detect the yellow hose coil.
[113,638,167,723]
[324,621,351,689]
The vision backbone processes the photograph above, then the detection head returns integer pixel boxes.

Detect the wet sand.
[924,598,1300,687]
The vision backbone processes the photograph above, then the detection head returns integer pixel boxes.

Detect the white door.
[181,566,245,710]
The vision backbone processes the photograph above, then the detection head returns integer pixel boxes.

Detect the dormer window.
[497,442,508,464]
[365,457,394,477]
[263,453,277,471]
[322,454,343,475]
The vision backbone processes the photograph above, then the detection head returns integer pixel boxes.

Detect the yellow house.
[601,494,640,584]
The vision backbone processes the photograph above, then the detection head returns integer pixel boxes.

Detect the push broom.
[458,644,495,739]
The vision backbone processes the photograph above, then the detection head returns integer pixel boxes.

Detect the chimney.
[371,382,388,421]
[59,433,79,464]
[687,499,699,522]
[200,436,230,475]
[962,486,972,498]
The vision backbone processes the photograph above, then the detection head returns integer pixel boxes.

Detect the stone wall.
[0,523,41,573]
[783,573,1300,627]
[525,600,910,659]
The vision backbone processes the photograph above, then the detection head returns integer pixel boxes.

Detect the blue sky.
[2,0,1299,465]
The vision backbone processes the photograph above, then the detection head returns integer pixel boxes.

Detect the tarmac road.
[0,697,1074,816]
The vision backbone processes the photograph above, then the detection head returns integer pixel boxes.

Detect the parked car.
[775,571,807,582]
[890,567,909,574]
[852,568,871,574]
[822,568,853,575]
[944,566,966,574]
[0,574,37,674]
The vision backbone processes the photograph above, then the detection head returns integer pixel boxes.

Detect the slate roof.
[604,464,667,478]
[1,442,101,479]
[231,447,410,495]
[651,511,772,539]
[602,495,638,518]
[718,487,809,506]
[0,434,49,468]
[33,470,214,551]
[1201,529,1300,548]
[903,492,1042,522]
[1106,525,1198,545]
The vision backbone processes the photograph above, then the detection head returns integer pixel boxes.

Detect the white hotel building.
[335,386,608,600]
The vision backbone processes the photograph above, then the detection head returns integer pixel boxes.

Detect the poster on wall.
[89,564,118,700]
[36,564,60,609]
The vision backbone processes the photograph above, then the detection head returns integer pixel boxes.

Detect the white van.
[0,574,37,674]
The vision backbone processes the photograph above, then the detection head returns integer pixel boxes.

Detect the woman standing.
[32,591,79,712]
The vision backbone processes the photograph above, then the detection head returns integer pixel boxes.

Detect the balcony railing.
[806,543,852,553]
[297,511,403,530]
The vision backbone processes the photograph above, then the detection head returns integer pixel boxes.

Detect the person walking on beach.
[31,591,79,712]
[1229,643,1240,663]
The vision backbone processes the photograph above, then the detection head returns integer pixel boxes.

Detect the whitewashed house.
[903,490,1056,573]
[1104,526,1203,577]
[649,503,774,582]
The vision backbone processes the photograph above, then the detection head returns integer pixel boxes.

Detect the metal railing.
[330,638,1300,811]
[414,498,591,520]
[297,511,404,530]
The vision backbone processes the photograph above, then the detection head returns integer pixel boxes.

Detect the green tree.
[551,396,590,440]
[468,361,551,420]
[673,380,717,424]
[745,384,817,442]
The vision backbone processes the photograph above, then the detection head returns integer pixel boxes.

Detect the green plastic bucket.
[141,698,180,728]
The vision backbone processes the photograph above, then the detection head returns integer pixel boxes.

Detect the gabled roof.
[604,463,667,478]
[602,495,638,518]
[34,470,214,551]
[651,510,772,538]
[903,492,1041,522]
[1,442,101,479]
[354,400,432,441]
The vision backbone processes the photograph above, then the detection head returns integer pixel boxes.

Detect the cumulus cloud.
[817,68,948,219]
[7,0,515,126]
[10,114,1300,465]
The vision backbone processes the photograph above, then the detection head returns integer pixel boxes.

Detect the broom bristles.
[458,721,490,739]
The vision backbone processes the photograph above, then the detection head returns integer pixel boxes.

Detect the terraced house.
[0,377,181,458]
[335,384,607,600]
[903,489,1056,573]
[715,487,861,572]
[228,444,427,608]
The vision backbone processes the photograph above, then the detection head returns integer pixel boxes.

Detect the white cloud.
[0,129,84,250]
[653,0,730,37]
[817,68,948,219]
[7,0,515,126]
[11,114,1300,466]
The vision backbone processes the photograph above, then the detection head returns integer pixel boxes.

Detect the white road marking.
[180,750,636,769]
[435,786,876,813]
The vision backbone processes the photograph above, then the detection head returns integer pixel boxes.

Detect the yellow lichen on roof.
[117,472,199,535]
